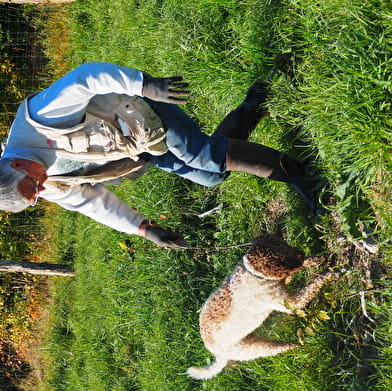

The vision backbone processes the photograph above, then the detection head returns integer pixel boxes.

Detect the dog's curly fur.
[187,233,336,380]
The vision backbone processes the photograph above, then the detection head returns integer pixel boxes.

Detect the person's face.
[11,159,47,207]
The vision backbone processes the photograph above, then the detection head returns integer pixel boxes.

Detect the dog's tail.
[187,357,228,380]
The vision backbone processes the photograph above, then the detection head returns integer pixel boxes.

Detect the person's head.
[0,158,47,212]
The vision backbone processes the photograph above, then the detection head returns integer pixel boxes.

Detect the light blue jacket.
[2,63,150,234]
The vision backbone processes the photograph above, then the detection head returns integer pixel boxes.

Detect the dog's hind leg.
[226,334,296,361]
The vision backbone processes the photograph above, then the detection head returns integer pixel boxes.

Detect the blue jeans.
[145,99,228,187]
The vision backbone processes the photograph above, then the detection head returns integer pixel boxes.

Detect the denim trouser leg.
[145,99,228,187]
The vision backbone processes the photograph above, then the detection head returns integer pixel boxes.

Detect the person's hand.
[142,73,189,104]
[138,220,189,248]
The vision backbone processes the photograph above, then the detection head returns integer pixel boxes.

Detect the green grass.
[37,0,392,390]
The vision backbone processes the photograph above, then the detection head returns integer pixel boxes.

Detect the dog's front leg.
[287,270,338,309]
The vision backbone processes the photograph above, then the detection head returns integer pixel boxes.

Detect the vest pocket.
[65,130,89,152]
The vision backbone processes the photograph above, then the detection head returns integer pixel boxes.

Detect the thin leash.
[178,242,252,252]
[126,242,253,253]
[143,206,252,252]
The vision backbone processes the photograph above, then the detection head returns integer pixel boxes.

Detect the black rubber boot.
[226,138,284,179]
[213,81,270,140]
[226,138,320,214]
[278,154,322,215]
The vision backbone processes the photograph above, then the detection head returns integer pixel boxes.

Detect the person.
[0,62,317,248]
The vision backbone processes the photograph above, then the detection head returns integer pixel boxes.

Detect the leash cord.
[181,242,253,252]
[127,242,253,252]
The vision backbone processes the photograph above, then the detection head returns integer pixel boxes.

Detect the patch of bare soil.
[326,211,388,289]
[321,211,390,384]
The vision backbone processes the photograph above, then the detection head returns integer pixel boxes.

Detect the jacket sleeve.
[41,183,145,235]
[28,62,145,128]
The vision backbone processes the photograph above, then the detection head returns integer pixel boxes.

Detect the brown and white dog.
[187,233,337,380]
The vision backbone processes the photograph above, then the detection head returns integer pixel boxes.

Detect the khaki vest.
[12,94,169,188]
[34,93,168,162]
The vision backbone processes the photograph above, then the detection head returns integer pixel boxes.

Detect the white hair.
[0,158,31,212]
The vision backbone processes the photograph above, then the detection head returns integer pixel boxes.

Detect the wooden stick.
[0,260,74,276]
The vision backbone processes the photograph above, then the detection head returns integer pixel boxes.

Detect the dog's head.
[243,234,304,280]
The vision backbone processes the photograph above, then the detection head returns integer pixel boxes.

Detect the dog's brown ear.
[285,255,304,270]
[244,234,305,280]
[243,251,303,280]
[251,234,305,258]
